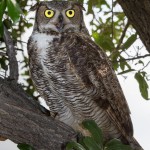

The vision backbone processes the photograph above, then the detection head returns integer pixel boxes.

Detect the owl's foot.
[39,104,58,118]
[50,111,58,118]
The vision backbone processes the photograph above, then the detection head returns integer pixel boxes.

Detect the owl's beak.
[56,13,64,32]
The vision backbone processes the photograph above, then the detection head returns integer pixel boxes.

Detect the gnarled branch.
[0,77,76,150]
[3,26,18,82]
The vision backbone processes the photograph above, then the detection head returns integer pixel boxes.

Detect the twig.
[109,21,130,58]
[113,54,150,63]
[0,52,6,56]
[16,48,23,51]
[3,26,18,82]
[116,21,130,50]
[111,0,114,40]
[16,40,27,44]
[140,61,150,71]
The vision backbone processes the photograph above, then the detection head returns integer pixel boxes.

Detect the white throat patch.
[32,32,60,49]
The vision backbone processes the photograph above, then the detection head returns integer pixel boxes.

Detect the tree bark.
[3,26,18,81]
[0,77,76,150]
[117,0,150,54]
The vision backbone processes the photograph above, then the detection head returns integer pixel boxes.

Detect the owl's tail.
[128,137,144,150]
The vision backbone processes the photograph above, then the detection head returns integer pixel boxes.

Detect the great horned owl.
[27,1,143,150]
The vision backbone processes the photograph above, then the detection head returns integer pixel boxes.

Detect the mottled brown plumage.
[28,1,143,149]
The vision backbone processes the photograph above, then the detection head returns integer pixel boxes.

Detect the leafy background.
[0,0,150,149]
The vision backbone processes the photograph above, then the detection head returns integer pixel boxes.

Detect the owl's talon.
[50,112,58,118]
[39,105,58,118]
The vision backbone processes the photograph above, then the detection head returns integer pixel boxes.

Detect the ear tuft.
[30,2,40,11]
[73,2,86,11]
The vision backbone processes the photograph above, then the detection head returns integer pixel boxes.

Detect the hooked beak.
[56,13,64,32]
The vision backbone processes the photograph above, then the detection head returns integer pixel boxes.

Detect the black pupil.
[69,11,72,15]
[48,11,51,15]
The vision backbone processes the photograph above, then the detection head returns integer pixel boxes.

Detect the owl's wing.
[64,33,133,137]
[27,38,52,102]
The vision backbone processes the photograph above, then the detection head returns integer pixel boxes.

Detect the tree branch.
[113,54,150,63]
[110,21,130,59]
[0,77,76,150]
[3,26,18,82]
[116,21,130,51]
[111,0,114,40]
[0,52,6,56]
[117,0,150,54]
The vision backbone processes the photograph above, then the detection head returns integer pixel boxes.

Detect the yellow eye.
[44,10,54,18]
[66,9,75,18]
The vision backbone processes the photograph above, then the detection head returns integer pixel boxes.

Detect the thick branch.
[0,77,76,150]
[3,26,18,82]
[117,0,150,54]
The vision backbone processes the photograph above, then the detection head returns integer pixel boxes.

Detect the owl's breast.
[30,33,93,93]
[30,32,61,66]
[29,33,115,136]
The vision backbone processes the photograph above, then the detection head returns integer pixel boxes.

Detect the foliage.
[66,120,133,150]
[135,71,149,100]
[0,0,36,96]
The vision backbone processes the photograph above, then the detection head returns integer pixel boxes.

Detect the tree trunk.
[117,0,150,54]
[0,78,76,150]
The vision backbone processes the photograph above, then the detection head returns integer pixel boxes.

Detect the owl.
[27,1,143,150]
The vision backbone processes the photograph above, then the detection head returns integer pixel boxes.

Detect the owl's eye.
[44,10,55,18]
[66,9,75,18]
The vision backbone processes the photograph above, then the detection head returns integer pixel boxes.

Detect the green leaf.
[78,0,84,4]
[119,56,131,71]
[66,141,86,150]
[118,69,135,75]
[0,56,8,71]
[120,61,126,71]
[113,62,119,71]
[135,60,144,66]
[82,120,103,148]
[0,0,6,37]
[17,144,34,150]
[0,21,4,38]
[0,0,6,21]
[83,137,101,150]
[122,34,137,50]
[3,18,12,29]
[87,0,93,14]
[93,32,114,51]
[6,0,22,23]
[101,0,110,9]
[135,72,149,100]
[26,23,33,28]
[105,139,133,150]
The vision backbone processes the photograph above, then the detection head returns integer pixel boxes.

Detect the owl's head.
[31,1,88,34]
